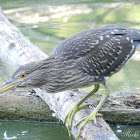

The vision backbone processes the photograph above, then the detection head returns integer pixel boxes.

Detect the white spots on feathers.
[89,40,99,45]
[113,37,120,41]
[99,36,103,40]
[104,76,109,80]
[126,37,130,41]
[106,35,110,38]
[132,45,135,49]
[117,42,120,45]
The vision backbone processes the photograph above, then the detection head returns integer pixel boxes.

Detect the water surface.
[0,120,140,140]
[0,120,72,140]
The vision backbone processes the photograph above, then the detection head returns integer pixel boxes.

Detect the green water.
[111,125,140,140]
[0,0,140,140]
[0,120,140,140]
[0,120,71,140]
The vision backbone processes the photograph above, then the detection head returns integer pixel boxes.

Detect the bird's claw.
[75,111,103,137]
[64,104,89,137]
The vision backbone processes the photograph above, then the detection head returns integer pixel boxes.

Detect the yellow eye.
[20,73,26,78]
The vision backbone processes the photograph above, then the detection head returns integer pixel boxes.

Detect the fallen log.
[0,7,119,140]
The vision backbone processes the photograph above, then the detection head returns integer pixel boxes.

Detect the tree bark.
[0,58,11,81]
[0,8,119,140]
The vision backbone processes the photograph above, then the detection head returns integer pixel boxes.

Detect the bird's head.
[0,61,48,93]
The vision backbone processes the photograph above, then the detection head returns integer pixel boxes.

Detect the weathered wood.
[0,7,119,140]
[0,58,11,81]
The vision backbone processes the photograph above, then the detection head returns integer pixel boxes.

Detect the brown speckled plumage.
[10,26,140,92]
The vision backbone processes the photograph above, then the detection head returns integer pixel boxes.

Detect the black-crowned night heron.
[0,25,140,137]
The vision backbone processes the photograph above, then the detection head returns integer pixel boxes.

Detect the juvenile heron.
[0,25,140,137]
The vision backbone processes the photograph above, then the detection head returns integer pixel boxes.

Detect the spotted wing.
[50,26,126,60]
[76,32,135,82]
[51,26,140,82]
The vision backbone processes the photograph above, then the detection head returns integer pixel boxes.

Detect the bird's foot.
[75,111,103,137]
[64,104,89,136]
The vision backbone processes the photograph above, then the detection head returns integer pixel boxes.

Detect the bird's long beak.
[0,80,17,93]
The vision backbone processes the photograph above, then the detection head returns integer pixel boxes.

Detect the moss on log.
[0,91,57,122]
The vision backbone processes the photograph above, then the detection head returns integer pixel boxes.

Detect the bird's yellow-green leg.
[64,84,100,136]
[75,82,110,137]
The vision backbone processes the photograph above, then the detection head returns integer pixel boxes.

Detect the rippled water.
[0,120,140,140]
[0,120,71,140]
